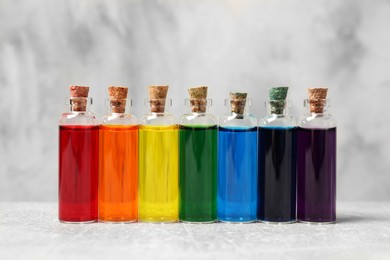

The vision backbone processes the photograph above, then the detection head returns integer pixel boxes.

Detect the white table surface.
[1,202,389,260]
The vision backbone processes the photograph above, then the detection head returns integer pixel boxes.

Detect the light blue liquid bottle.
[217,92,258,223]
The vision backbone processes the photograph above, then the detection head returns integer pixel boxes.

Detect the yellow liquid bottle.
[139,117,179,222]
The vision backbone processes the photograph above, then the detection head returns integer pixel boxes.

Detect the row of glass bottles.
[59,86,336,224]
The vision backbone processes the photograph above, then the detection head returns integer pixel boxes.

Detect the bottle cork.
[308,88,328,113]
[69,86,89,112]
[148,85,169,113]
[269,87,288,114]
[108,86,128,113]
[230,92,247,116]
[188,86,208,113]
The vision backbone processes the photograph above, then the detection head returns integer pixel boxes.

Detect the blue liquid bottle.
[258,87,297,223]
[218,92,258,223]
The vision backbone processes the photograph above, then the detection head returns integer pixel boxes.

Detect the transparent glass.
[139,98,179,223]
[259,100,296,127]
[219,99,257,128]
[179,98,217,126]
[101,99,138,126]
[179,98,217,223]
[218,99,258,223]
[59,97,97,126]
[300,99,336,129]
[140,98,176,126]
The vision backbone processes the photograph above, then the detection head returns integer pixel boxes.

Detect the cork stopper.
[188,86,208,113]
[148,85,169,113]
[308,88,328,113]
[269,87,288,114]
[108,86,128,113]
[69,86,89,112]
[230,92,247,116]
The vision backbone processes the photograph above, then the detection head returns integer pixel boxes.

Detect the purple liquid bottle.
[297,88,336,224]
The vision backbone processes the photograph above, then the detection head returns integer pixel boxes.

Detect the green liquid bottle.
[179,86,217,223]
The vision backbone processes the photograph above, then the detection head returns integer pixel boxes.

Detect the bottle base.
[99,219,137,224]
[181,219,217,224]
[59,219,97,224]
[299,220,336,225]
[218,219,257,224]
[139,218,178,224]
[259,220,296,224]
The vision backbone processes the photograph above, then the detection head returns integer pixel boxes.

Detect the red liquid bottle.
[58,86,99,223]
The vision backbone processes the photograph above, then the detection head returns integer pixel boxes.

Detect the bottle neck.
[226,98,250,118]
[146,98,172,113]
[68,97,92,112]
[230,112,245,119]
[109,99,128,113]
[306,112,329,117]
[267,113,287,118]
[266,100,289,116]
[230,101,246,114]
[189,98,207,113]
[305,98,329,114]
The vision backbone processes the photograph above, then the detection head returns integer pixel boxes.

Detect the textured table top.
[1,202,390,260]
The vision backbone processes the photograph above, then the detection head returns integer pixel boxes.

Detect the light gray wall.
[1,0,389,201]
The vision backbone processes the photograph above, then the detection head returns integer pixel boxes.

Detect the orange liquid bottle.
[99,86,138,223]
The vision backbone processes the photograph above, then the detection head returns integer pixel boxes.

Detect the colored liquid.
[139,125,179,222]
[99,125,138,222]
[218,126,258,222]
[297,127,336,223]
[258,126,296,222]
[59,125,99,222]
[179,125,217,222]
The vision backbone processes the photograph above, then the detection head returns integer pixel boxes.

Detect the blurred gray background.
[0,0,389,201]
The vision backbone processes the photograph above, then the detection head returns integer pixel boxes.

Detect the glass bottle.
[139,86,179,223]
[179,86,217,223]
[218,92,258,223]
[99,86,138,223]
[258,87,297,223]
[58,86,98,223]
[297,88,336,224]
